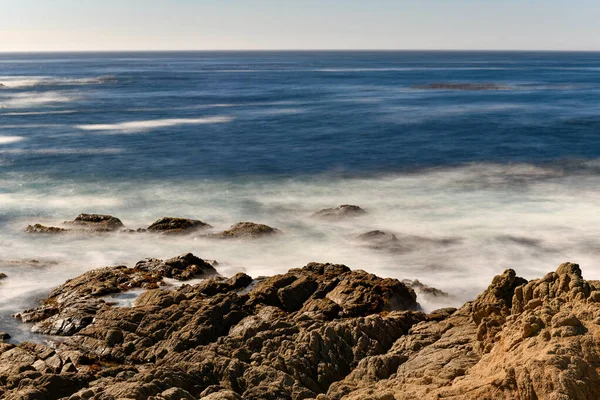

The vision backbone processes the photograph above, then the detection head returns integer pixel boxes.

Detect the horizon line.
[1,48,600,54]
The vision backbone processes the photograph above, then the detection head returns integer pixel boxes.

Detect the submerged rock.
[25,224,68,234]
[66,213,124,231]
[357,230,459,253]
[313,204,366,220]
[209,222,281,239]
[147,217,211,235]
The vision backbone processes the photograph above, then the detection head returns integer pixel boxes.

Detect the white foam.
[75,116,234,133]
[0,92,76,108]
[0,75,116,89]
[2,162,600,320]
[0,136,25,145]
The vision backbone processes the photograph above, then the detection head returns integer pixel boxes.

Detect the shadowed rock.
[313,204,366,220]
[147,217,212,235]
[0,272,6,281]
[209,222,281,239]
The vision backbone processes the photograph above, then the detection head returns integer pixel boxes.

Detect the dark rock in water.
[135,252,218,280]
[0,332,9,341]
[0,272,6,280]
[357,230,460,253]
[313,204,366,220]
[402,279,449,299]
[147,217,211,235]
[414,82,510,90]
[13,253,217,336]
[66,213,124,231]
[209,222,281,239]
[25,224,68,234]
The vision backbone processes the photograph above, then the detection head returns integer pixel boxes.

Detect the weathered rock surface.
[313,205,366,220]
[4,260,600,400]
[209,222,281,239]
[66,213,124,231]
[13,253,217,336]
[147,217,212,235]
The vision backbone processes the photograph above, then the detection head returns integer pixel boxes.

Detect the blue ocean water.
[2,51,600,341]
[1,51,600,179]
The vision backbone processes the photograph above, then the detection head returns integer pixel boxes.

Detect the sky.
[1,0,599,52]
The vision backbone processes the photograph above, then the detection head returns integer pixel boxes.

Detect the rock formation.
[312,205,366,220]
[147,217,212,235]
[3,259,600,400]
[65,213,124,231]
[209,222,281,239]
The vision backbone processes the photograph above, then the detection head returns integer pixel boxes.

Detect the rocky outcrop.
[5,260,600,400]
[147,217,212,235]
[25,224,68,234]
[313,205,366,220]
[3,257,422,400]
[209,222,281,239]
[402,279,449,301]
[65,213,124,231]
[13,253,217,336]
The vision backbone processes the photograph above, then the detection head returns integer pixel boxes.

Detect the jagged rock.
[402,279,449,300]
[147,217,212,235]
[25,224,68,234]
[210,222,281,239]
[66,213,124,231]
[313,205,366,220]
[13,253,218,335]
[7,260,600,400]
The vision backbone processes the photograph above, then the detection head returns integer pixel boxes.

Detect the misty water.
[2,51,600,342]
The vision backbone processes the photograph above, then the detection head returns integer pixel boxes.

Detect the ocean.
[2,51,600,341]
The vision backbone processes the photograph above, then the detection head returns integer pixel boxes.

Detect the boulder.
[209,222,281,239]
[312,204,366,220]
[0,272,6,281]
[147,217,211,235]
[66,213,124,231]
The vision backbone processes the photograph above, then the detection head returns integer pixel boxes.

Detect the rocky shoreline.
[3,210,600,399]
[2,249,600,399]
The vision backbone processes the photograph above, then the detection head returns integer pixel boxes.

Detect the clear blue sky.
[1,0,599,51]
